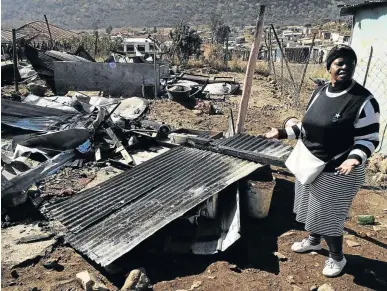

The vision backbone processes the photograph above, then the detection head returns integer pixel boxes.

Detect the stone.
[346,240,361,247]
[318,283,335,291]
[207,276,216,279]
[11,270,19,278]
[357,215,375,225]
[76,271,109,291]
[26,83,47,97]
[121,268,150,291]
[286,275,296,284]
[310,285,318,291]
[190,280,202,290]
[280,231,296,237]
[293,286,303,291]
[274,252,288,261]
[344,234,356,240]
[373,225,386,231]
[310,251,318,256]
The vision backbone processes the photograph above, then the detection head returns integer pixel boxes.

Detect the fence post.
[269,27,277,84]
[94,30,98,58]
[236,5,266,134]
[297,33,316,108]
[12,29,19,92]
[268,29,272,74]
[271,24,298,100]
[363,46,373,87]
[44,15,53,49]
[281,39,284,94]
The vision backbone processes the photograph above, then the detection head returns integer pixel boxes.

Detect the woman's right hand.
[264,128,279,139]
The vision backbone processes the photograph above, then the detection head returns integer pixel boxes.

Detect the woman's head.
[326,45,357,83]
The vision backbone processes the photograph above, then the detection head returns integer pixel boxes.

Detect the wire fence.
[262,37,387,193]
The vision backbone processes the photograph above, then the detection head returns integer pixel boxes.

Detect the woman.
[265,44,380,277]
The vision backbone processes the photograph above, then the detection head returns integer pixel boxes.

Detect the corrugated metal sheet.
[340,0,387,15]
[1,115,75,132]
[1,30,26,44]
[43,147,260,266]
[1,99,73,117]
[16,21,78,42]
[189,134,292,167]
[215,134,292,160]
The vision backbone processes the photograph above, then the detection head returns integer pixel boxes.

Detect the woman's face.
[329,56,356,82]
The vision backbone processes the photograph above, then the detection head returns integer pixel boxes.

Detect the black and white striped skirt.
[294,165,365,236]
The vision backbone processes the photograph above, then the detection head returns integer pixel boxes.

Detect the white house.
[341,0,387,153]
[282,30,304,41]
[122,38,160,54]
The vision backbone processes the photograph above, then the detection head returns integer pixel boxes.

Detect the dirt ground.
[2,72,387,291]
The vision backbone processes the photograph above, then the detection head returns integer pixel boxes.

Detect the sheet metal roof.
[43,147,260,266]
[340,0,387,16]
[1,30,26,44]
[188,134,292,167]
[1,99,70,118]
[16,21,78,42]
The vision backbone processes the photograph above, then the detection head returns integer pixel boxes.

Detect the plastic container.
[246,178,276,219]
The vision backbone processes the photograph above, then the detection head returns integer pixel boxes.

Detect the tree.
[209,12,224,44]
[215,24,230,44]
[106,26,113,35]
[169,22,202,64]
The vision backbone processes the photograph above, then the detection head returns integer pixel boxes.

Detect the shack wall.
[54,62,160,97]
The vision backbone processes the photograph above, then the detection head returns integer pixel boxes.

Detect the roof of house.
[1,30,26,44]
[123,37,154,43]
[340,0,387,16]
[15,21,78,43]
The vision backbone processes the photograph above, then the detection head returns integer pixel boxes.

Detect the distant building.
[340,0,387,153]
[282,30,304,41]
[122,37,160,54]
[320,30,332,40]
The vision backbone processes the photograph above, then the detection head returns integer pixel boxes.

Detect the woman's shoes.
[323,257,347,277]
[291,239,322,253]
[291,239,347,277]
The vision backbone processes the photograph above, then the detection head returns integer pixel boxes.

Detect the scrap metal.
[187,134,292,167]
[42,147,261,266]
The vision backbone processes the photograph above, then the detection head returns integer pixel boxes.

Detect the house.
[320,30,332,40]
[340,0,387,153]
[282,30,304,41]
[122,37,160,55]
[299,38,323,47]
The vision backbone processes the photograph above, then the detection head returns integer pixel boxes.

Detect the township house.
[340,0,387,154]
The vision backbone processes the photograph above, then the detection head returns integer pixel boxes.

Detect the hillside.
[1,0,358,30]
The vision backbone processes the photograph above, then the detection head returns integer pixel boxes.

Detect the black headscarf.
[326,44,357,71]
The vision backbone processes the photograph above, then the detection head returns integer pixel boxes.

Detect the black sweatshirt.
[278,80,380,172]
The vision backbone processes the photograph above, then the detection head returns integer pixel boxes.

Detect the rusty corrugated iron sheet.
[42,147,260,266]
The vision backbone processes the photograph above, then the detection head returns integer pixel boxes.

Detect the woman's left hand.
[335,159,360,175]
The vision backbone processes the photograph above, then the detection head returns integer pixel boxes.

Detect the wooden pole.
[271,24,298,97]
[12,29,19,92]
[94,30,99,58]
[44,15,53,49]
[236,5,266,134]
